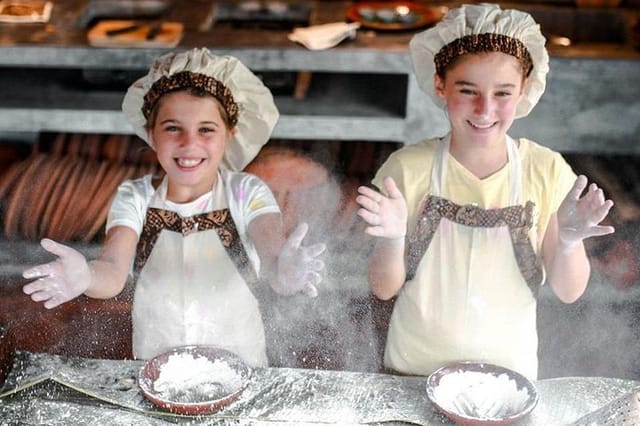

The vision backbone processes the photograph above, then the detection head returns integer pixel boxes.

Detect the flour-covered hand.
[557,175,615,253]
[356,176,407,240]
[277,222,326,297]
[22,238,93,309]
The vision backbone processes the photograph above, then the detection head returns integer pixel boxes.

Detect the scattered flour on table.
[153,353,243,403]
[432,371,531,419]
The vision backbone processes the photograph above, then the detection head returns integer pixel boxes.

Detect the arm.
[356,176,408,300]
[23,226,138,308]
[249,212,285,289]
[542,175,614,303]
[249,213,325,297]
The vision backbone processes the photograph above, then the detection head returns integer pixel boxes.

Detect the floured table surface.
[1,351,639,425]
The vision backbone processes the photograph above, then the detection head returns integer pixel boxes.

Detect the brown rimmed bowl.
[138,345,252,416]
[426,361,538,425]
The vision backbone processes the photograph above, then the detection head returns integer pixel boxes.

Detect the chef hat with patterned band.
[122,47,279,171]
[409,3,549,118]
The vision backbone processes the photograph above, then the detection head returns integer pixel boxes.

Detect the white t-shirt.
[106,168,281,274]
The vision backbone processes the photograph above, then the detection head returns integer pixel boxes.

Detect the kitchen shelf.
[0,66,410,142]
[0,0,639,152]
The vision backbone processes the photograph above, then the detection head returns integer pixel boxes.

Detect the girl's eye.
[460,88,476,95]
[163,125,179,132]
[200,127,215,134]
[495,91,512,97]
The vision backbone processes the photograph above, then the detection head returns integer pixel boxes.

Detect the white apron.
[385,135,542,379]
[131,177,267,366]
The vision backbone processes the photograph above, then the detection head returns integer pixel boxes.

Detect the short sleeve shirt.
[106,169,281,273]
[372,137,576,254]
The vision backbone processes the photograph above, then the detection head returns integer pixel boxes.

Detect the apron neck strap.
[430,134,522,204]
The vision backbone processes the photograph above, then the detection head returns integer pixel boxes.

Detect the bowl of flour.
[426,362,538,425]
[138,345,252,415]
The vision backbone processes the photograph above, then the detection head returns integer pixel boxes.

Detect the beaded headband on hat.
[409,4,549,119]
[434,33,534,77]
[142,71,239,127]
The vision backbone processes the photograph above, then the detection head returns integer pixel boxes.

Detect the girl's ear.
[146,128,155,148]
[519,76,528,100]
[433,74,447,101]
[227,126,238,142]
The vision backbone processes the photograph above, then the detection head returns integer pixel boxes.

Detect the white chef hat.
[409,3,549,118]
[122,47,279,171]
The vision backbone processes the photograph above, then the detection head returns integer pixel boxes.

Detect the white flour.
[153,353,243,403]
[432,370,531,419]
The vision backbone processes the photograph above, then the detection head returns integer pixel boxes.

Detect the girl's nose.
[474,95,492,117]
[178,133,196,147]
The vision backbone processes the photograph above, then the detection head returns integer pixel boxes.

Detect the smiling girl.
[356,4,614,379]
[22,48,325,366]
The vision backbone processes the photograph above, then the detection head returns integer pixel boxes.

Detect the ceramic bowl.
[138,345,252,415]
[426,361,538,425]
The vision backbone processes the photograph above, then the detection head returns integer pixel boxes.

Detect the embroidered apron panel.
[134,207,259,295]
[407,196,543,296]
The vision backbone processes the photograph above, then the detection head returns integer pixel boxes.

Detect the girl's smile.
[175,157,205,169]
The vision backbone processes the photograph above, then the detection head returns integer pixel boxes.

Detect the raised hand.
[356,176,407,240]
[277,222,326,297]
[22,238,93,309]
[557,175,615,252]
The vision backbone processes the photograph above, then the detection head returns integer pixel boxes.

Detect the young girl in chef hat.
[356,4,615,379]
[22,47,325,367]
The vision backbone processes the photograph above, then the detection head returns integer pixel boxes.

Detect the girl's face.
[434,52,526,148]
[147,90,236,202]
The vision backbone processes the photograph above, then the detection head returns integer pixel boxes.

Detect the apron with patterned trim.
[131,178,267,366]
[385,135,543,379]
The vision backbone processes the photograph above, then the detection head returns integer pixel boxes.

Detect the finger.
[383,176,403,200]
[304,242,326,259]
[355,194,380,213]
[357,208,379,226]
[22,262,56,280]
[585,225,616,239]
[582,185,605,206]
[305,270,322,287]
[593,188,606,206]
[306,258,325,272]
[44,296,65,310]
[357,185,382,201]
[302,283,318,298]
[594,199,614,221]
[23,277,57,295]
[568,175,588,201]
[284,222,309,250]
[30,288,56,302]
[40,238,75,259]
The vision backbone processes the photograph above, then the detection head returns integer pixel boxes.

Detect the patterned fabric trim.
[142,71,239,127]
[406,195,543,296]
[435,33,534,77]
[133,207,259,293]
